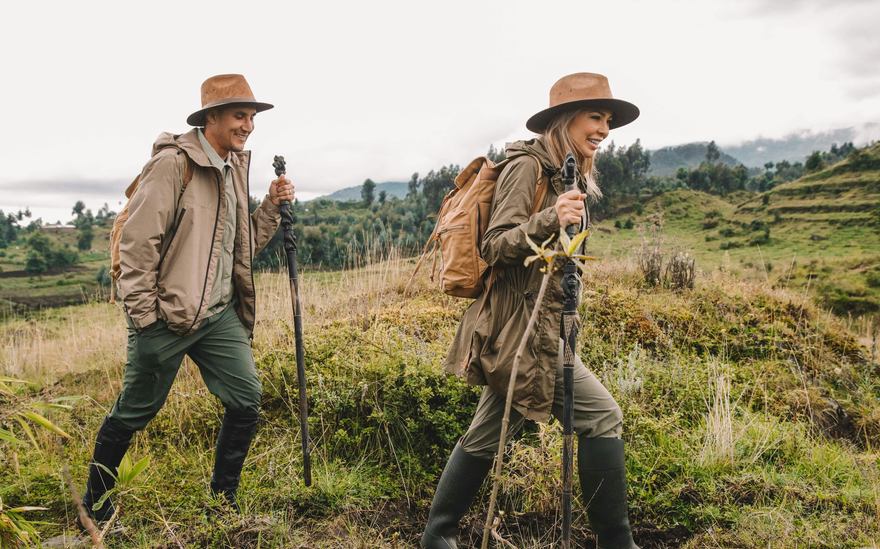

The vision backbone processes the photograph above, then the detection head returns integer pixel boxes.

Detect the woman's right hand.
[555,189,586,231]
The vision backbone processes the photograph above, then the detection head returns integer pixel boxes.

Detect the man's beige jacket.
[118,129,281,336]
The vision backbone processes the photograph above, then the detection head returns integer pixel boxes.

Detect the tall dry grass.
[0,241,418,387]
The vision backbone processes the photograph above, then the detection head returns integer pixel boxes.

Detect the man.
[81,74,294,524]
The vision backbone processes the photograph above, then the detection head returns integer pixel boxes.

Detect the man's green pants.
[108,305,262,431]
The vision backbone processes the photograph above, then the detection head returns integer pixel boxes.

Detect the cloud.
[5,180,128,196]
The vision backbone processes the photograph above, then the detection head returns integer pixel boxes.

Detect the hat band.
[202,97,260,109]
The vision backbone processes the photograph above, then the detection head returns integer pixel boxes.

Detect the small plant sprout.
[524,229,597,273]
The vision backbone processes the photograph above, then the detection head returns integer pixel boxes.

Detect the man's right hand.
[555,189,586,231]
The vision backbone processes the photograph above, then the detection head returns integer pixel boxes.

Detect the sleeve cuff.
[262,194,281,215]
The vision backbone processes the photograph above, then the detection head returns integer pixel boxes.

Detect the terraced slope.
[592,144,880,317]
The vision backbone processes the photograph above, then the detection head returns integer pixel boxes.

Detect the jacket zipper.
[438,225,465,235]
[246,154,255,339]
[185,169,222,335]
[156,208,187,272]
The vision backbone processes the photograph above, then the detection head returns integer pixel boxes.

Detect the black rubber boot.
[578,437,640,549]
[421,442,494,549]
[80,417,135,527]
[209,408,259,513]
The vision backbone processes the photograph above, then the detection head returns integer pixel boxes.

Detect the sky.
[1,0,879,224]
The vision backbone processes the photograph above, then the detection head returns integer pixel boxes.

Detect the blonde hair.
[538,110,602,202]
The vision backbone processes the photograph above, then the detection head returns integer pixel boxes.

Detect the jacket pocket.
[157,208,187,272]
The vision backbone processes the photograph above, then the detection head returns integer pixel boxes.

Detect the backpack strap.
[109,147,193,304]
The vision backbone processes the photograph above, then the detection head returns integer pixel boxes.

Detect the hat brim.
[526,98,640,133]
[187,99,275,127]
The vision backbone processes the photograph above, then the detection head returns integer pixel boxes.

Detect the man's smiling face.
[204,105,257,159]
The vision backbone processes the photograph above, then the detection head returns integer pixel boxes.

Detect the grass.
[598,146,880,326]
[1,236,880,546]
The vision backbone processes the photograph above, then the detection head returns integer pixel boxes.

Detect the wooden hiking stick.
[560,151,580,549]
[481,272,552,549]
[273,155,312,487]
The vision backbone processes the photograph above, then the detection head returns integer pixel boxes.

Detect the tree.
[805,151,824,172]
[706,141,720,163]
[361,178,376,206]
[72,200,86,218]
[764,161,774,172]
[78,226,94,251]
[407,172,420,198]
[487,144,506,163]
[378,190,387,205]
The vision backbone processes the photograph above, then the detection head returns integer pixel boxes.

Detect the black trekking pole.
[273,155,312,487]
[560,151,580,549]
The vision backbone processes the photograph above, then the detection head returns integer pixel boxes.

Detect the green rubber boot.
[578,437,640,549]
[421,442,493,549]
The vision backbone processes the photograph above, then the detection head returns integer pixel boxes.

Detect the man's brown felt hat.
[526,73,639,133]
[186,74,274,127]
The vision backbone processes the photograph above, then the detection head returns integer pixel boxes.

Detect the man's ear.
[205,108,218,126]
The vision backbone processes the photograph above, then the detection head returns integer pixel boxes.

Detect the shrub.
[866,270,880,288]
[624,218,634,230]
[614,220,622,229]
[665,250,696,290]
[719,228,735,238]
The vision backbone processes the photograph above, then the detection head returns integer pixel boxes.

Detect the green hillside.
[0,226,111,315]
[649,143,741,176]
[314,181,408,202]
[593,143,880,318]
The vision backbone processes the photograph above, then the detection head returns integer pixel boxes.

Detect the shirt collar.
[197,129,231,173]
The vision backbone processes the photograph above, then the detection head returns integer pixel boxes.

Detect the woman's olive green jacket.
[444,138,585,423]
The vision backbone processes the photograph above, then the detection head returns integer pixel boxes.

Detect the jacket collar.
[152,129,250,169]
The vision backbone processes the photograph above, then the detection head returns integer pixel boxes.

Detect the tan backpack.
[405,154,547,299]
[109,148,193,303]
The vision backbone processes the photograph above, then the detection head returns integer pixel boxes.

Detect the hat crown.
[200,74,256,108]
[549,73,614,109]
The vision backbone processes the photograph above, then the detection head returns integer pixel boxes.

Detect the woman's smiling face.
[568,109,613,159]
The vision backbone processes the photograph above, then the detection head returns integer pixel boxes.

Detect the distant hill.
[598,143,880,317]
[648,143,741,177]
[312,182,408,202]
[722,125,878,168]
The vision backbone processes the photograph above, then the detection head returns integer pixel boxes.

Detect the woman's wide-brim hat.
[187,74,274,127]
[526,72,639,133]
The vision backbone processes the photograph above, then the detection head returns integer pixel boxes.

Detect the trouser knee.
[579,402,623,439]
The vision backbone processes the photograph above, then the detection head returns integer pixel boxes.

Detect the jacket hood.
[505,138,556,172]
[151,129,249,169]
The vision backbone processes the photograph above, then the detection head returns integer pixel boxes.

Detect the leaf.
[94,492,111,511]
[524,256,541,267]
[0,428,26,446]
[524,234,542,255]
[0,382,14,397]
[6,507,48,513]
[116,453,133,483]
[50,396,85,403]
[127,455,150,484]
[13,415,40,450]
[0,377,26,384]
[566,230,590,256]
[20,410,71,438]
[30,402,73,410]
[558,230,571,253]
[541,233,556,249]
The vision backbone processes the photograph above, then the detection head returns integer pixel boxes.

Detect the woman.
[421,73,641,549]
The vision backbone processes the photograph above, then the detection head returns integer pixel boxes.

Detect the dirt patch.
[0,265,89,279]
